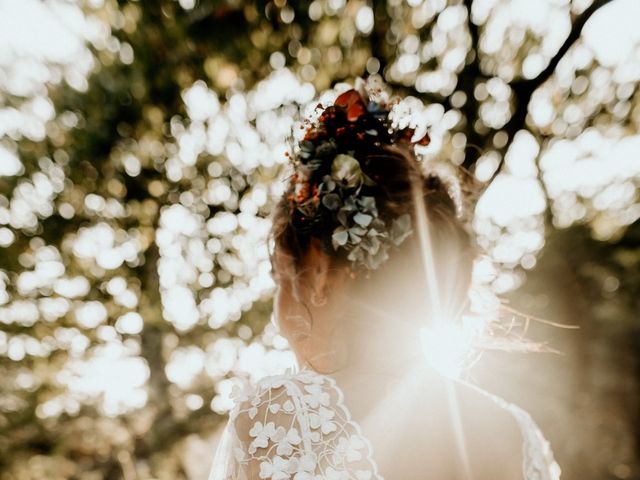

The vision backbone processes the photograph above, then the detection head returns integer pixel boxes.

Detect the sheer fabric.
[459,380,562,480]
[208,368,560,480]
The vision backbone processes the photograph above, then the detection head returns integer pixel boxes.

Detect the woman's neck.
[300,297,428,379]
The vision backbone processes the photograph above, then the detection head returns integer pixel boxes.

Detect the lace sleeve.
[500,401,562,480]
[458,380,562,480]
[209,369,382,480]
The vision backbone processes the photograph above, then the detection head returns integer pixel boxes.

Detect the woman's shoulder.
[227,367,383,479]
[227,369,325,458]
[233,367,333,406]
[228,367,340,429]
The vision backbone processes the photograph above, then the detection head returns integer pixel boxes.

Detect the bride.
[208,83,561,479]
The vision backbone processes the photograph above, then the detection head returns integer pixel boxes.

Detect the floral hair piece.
[285,82,431,272]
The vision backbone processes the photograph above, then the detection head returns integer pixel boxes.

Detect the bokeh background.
[0,0,638,478]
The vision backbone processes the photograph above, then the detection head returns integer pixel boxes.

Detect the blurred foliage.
[0,0,638,478]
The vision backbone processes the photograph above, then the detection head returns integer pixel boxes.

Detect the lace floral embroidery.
[214,370,561,480]
[227,369,382,480]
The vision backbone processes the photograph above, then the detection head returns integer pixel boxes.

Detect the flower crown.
[285,84,431,272]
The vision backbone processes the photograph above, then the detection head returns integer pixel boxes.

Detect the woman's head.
[268,87,477,371]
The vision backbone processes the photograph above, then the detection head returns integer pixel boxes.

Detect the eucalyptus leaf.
[369,250,389,269]
[348,230,362,244]
[343,196,357,210]
[393,213,411,232]
[322,193,341,211]
[361,237,374,252]
[347,246,364,263]
[331,227,349,250]
[368,237,381,255]
[390,213,413,246]
[316,140,337,158]
[300,140,314,153]
[370,217,385,231]
[357,196,377,214]
[322,175,336,192]
[307,159,323,171]
[353,212,372,227]
[337,209,349,226]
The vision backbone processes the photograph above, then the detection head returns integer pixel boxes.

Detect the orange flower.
[334,89,367,122]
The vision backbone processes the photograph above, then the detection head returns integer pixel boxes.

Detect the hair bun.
[283,82,434,271]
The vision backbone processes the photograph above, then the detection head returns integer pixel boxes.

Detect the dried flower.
[286,82,426,271]
[331,154,362,189]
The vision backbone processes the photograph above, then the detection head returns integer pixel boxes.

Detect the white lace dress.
[208,367,561,480]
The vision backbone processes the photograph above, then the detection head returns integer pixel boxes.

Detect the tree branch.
[460,0,486,171]
[514,0,615,95]
[384,79,452,111]
[486,0,616,185]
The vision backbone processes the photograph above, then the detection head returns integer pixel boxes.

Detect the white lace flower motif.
[274,426,302,456]
[302,383,331,409]
[249,421,278,454]
[230,377,254,405]
[355,471,373,480]
[308,405,336,435]
[333,435,365,464]
[297,370,325,385]
[282,399,295,413]
[325,466,350,480]
[289,452,318,480]
[259,455,292,480]
[259,376,288,391]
